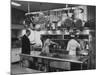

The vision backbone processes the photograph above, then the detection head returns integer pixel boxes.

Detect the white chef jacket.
[67,39,80,56]
[33,31,42,46]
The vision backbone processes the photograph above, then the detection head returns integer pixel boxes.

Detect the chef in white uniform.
[66,39,80,56]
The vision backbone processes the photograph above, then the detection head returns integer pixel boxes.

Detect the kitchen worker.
[21,29,31,54]
[41,39,58,54]
[21,30,35,68]
[66,38,81,56]
[26,24,42,49]
[39,38,58,71]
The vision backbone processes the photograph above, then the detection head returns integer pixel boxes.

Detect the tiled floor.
[11,63,42,75]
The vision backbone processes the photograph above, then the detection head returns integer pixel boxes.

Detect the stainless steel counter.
[19,51,89,71]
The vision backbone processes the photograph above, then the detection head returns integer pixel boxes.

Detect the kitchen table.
[19,51,89,71]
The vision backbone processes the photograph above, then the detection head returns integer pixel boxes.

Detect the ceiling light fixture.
[11,2,21,6]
